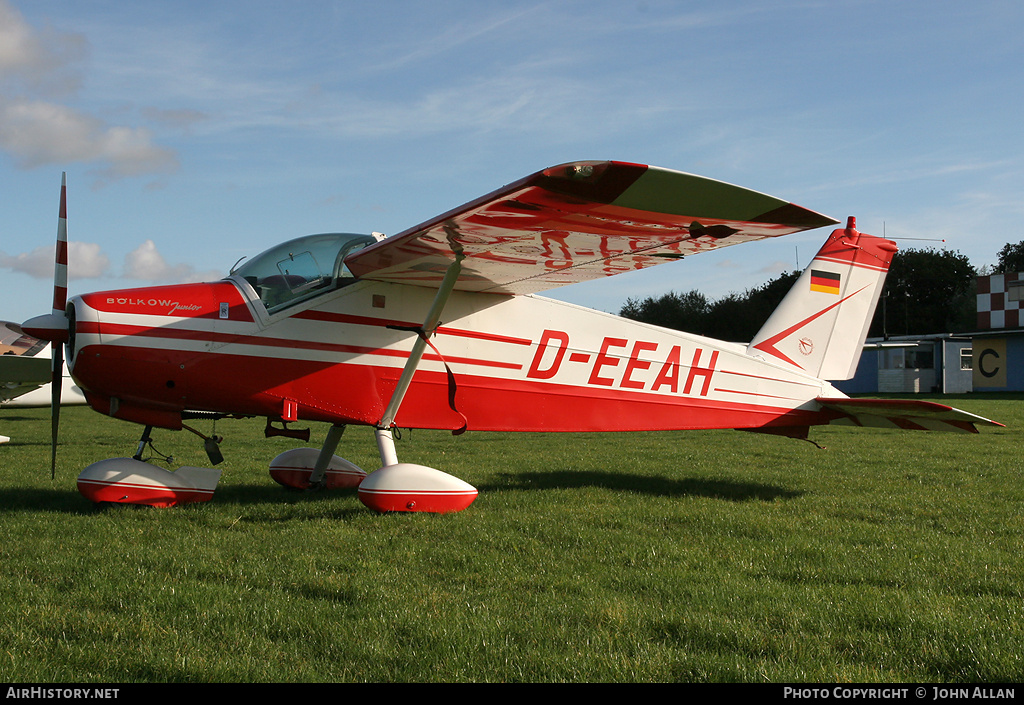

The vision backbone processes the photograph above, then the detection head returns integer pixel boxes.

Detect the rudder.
[746,217,897,380]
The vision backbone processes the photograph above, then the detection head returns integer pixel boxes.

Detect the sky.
[1,0,1022,327]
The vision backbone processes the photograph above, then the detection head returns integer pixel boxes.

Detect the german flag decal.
[810,269,841,294]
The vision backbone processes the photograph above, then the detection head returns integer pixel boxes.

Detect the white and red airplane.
[22,162,1000,511]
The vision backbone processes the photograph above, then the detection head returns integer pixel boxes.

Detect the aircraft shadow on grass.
[0,468,801,517]
[0,484,368,519]
[480,470,803,503]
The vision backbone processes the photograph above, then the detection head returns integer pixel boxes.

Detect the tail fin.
[747,217,897,380]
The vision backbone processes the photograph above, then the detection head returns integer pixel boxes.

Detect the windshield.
[233,233,376,312]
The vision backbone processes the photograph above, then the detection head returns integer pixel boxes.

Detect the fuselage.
[62,233,843,434]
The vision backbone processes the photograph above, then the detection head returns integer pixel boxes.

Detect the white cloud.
[0,241,110,280]
[0,0,177,182]
[123,240,220,283]
[0,245,53,279]
[1,239,221,286]
[0,99,177,177]
[70,242,111,279]
[0,0,86,92]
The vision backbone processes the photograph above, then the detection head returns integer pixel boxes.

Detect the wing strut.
[307,423,346,487]
[374,247,466,468]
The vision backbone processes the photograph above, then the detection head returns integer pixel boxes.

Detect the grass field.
[0,395,1021,683]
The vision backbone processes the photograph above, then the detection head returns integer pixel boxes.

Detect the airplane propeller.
[49,333,63,480]
[22,173,71,480]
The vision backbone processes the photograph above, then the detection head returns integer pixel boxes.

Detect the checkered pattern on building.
[977,273,1024,330]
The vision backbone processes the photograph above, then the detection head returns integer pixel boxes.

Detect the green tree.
[620,290,711,335]
[621,249,976,342]
[996,241,1024,273]
[619,271,799,342]
[869,248,976,337]
[702,271,800,342]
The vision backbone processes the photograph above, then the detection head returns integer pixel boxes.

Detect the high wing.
[345,161,838,295]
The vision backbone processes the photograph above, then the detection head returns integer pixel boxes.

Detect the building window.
[961,349,973,370]
[906,348,934,370]
[880,346,935,370]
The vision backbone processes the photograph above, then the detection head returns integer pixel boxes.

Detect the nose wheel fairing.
[268,430,478,514]
[77,458,221,508]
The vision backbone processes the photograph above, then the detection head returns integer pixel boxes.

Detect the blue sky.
[2,0,1022,327]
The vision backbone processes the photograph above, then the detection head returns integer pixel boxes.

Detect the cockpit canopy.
[233,233,377,312]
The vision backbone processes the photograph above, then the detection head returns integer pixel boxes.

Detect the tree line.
[619,241,1024,343]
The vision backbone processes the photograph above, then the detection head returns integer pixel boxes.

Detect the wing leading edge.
[345,161,838,295]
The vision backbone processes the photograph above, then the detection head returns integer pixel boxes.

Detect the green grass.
[0,395,1022,682]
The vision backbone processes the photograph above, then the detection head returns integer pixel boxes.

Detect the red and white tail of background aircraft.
[22,162,1000,511]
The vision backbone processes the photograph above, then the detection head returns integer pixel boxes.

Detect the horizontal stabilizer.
[816,397,1003,434]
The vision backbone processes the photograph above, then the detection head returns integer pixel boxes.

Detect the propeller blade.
[50,342,62,480]
[49,173,68,481]
[21,173,72,479]
[53,172,68,317]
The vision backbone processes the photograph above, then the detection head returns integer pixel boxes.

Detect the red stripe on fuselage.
[78,320,524,371]
[293,309,533,346]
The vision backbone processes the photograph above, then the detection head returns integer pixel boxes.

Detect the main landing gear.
[266,250,478,513]
[269,424,478,514]
[72,416,477,513]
